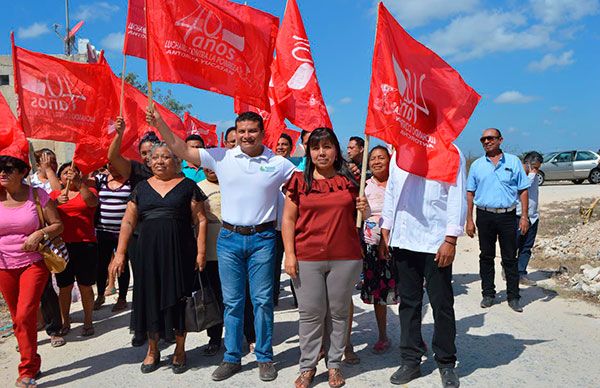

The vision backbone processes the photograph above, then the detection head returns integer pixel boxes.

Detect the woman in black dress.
[112,142,207,374]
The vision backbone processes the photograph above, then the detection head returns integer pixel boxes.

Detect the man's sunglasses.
[0,165,17,174]
[480,136,500,143]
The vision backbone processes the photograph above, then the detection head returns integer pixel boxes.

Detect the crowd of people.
[0,109,542,388]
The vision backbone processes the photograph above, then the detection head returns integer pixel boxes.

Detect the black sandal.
[171,354,187,374]
[140,352,161,374]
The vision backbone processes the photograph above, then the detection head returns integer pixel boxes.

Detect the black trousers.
[393,248,456,368]
[97,231,131,300]
[205,261,255,345]
[40,277,62,336]
[475,209,520,301]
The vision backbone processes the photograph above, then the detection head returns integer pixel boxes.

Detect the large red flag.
[0,91,29,163]
[183,112,218,147]
[123,0,147,59]
[146,0,278,110]
[12,40,119,145]
[271,0,331,131]
[365,3,480,183]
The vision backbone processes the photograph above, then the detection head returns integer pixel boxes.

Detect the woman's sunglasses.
[0,165,17,174]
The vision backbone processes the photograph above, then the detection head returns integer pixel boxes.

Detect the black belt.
[222,221,274,235]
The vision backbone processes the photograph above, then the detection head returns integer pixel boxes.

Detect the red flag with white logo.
[146,0,278,110]
[12,41,119,145]
[0,90,29,164]
[271,0,331,131]
[123,0,147,59]
[365,3,480,183]
[184,112,218,147]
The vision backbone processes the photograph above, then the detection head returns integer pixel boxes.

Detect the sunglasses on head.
[480,136,500,143]
[0,165,17,174]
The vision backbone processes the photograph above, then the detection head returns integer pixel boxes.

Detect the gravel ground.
[1,184,599,387]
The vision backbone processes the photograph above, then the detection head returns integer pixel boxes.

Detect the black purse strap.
[196,271,207,303]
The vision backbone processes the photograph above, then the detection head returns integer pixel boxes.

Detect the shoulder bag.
[185,272,223,332]
[32,188,69,273]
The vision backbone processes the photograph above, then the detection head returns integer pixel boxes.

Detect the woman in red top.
[50,163,99,337]
[282,128,369,388]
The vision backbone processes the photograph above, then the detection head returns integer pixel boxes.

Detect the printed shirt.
[363,177,386,246]
[284,172,363,261]
[30,172,53,194]
[50,188,98,243]
[466,152,530,209]
[516,172,540,224]
[199,145,297,226]
[182,160,206,183]
[0,187,48,269]
[198,179,221,262]
[95,174,132,235]
[382,148,467,254]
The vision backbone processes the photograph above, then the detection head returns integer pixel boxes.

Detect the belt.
[477,205,516,214]
[222,221,275,235]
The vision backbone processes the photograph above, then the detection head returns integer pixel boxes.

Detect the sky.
[1,0,599,157]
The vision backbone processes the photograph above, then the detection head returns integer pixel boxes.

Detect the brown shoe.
[295,368,316,388]
[328,368,345,388]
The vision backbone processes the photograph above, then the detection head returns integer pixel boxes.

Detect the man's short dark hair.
[225,126,236,139]
[185,134,204,146]
[523,151,543,165]
[279,133,293,146]
[235,111,264,131]
[349,136,365,148]
[488,128,502,138]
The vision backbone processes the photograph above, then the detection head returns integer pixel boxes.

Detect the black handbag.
[185,272,223,332]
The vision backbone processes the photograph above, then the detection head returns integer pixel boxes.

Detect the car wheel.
[537,171,545,186]
[589,168,600,184]
[572,179,585,185]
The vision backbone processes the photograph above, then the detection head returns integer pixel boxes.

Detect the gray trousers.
[293,259,362,371]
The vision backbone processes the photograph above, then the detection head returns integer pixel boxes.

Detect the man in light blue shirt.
[516,151,543,286]
[181,135,206,183]
[466,128,530,313]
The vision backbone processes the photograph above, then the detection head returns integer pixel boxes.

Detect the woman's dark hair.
[33,148,56,164]
[278,133,293,147]
[185,134,205,146]
[138,131,160,151]
[368,145,390,160]
[0,155,30,176]
[303,127,358,192]
[57,162,80,177]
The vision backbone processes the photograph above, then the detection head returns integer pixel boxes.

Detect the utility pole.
[65,0,71,55]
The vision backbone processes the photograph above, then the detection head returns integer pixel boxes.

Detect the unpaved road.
[1,183,599,387]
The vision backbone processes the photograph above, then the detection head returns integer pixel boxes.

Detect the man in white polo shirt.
[146,109,296,382]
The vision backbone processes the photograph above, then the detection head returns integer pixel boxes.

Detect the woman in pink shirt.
[0,154,63,388]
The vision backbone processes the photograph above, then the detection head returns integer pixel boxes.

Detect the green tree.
[123,73,192,118]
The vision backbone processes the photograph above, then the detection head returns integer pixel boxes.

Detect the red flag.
[12,40,119,145]
[365,4,480,183]
[183,111,218,147]
[123,0,147,59]
[271,0,331,131]
[146,0,278,110]
[219,131,225,147]
[0,91,29,164]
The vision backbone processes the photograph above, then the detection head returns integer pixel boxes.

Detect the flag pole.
[119,55,127,116]
[356,135,370,228]
[64,160,75,197]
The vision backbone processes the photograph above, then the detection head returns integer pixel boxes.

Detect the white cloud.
[494,91,537,104]
[543,119,552,125]
[339,97,352,105]
[507,126,519,133]
[530,0,599,25]
[214,120,235,131]
[100,32,124,52]
[550,105,566,112]
[74,2,119,22]
[379,0,479,28]
[528,50,575,71]
[424,11,554,61]
[17,22,50,39]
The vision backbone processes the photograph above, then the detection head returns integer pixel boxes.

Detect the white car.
[538,150,600,185]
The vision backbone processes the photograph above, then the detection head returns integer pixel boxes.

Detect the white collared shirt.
[381,148,467,254]
[200,145,297,226]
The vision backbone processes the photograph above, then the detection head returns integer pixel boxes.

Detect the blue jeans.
[517,218,539,275]
[217,227,276,363]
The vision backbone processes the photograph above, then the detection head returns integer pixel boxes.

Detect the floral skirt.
[360,244,399,305]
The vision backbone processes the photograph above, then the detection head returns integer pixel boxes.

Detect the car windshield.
[543,152,558,162]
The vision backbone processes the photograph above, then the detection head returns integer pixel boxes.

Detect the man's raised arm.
[145,106,202,166]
